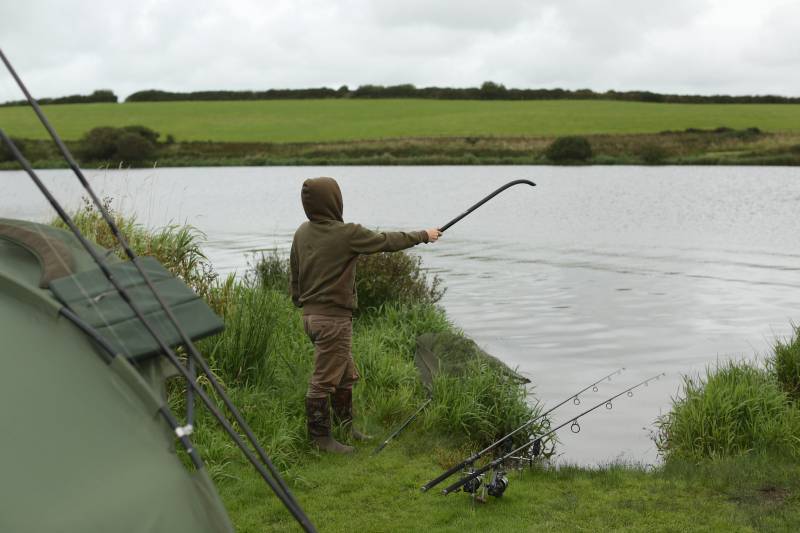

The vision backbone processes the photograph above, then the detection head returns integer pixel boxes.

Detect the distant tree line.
[125,82,800,104]
[2,83,797,106]
[126,87,348,101]
[0,89,118,107]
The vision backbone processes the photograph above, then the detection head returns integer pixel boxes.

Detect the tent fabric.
[49,256,224,360]
[0,217,113,275]
[0,220,234,533]
[415,331,530,391]
[0,221,75,286]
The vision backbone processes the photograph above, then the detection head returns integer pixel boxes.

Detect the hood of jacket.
[301,177,344,222]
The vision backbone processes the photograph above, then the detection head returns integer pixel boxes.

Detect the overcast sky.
[1,0,798,102]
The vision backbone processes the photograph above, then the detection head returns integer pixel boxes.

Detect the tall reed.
[52,196,217,297]
[770,326,800,402]
[656,360,800,461]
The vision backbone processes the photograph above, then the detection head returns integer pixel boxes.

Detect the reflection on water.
[4,165,799,465]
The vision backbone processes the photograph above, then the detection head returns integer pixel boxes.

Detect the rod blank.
[439,179,536,232]
[373,398,432,455]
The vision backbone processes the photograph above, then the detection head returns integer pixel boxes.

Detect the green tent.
[0,218,234,532]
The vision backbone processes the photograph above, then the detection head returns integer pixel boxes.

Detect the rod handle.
[442,462,493,495]
[420,453,478,492]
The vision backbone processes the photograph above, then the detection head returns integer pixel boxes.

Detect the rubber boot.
[306,397,354,454]
[332,388,372,441]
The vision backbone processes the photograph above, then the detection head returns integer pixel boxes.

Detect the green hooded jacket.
[290,177,429,316]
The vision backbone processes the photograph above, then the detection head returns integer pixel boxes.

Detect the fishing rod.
[373,397,432,455]
[0,50,315,532]
[0,130,315,532]
[420,368,624,492]
[439,179,536,232]
[441,373,666,496]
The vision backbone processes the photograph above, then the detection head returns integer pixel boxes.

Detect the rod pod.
[442,373,666,496]
[420,368,624,492]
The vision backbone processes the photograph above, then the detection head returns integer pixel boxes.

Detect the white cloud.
[0,0,797,102]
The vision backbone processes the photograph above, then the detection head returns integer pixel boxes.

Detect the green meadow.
[3,99,800,142]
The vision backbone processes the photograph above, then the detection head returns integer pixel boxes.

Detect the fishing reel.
[461,472,482,494]
[486,469,509,498]
[460,469,509,501]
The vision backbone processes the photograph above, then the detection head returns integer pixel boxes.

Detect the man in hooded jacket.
[290,177,441,453]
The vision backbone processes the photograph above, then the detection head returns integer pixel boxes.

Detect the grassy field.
[3,99,800,142]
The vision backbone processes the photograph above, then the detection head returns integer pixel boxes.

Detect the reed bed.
[771,325,800,401]
[656,356,800,461]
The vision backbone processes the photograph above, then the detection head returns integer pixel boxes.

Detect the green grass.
[217,438,800,532]
[656,355,800,461]
[771,326,800,401]
[4,99,800,142]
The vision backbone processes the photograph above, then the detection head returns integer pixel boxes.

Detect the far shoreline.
[3,129,800,169]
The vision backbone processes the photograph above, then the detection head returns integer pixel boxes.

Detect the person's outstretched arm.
[349,225,441,254]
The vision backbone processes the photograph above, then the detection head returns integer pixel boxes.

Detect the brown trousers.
[303,315,359,399]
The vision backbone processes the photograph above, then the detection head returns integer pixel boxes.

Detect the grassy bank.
[6,129,800,169]
[57,206,800,531]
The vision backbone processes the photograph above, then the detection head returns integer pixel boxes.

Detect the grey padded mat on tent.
[49,256,224,360]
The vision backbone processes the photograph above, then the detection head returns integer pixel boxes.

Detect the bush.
[770,327,800,401]
[115,131,156,161]
[252,248,445,314]
[0,136,25,162]
[122,125,160,144]
[638,142,668,164]
[252,250,290,293]
[655,360,800,461]
[355,251,444,313]
[545,136,592,162]
[78,125,159,163]
[78,127,119,160]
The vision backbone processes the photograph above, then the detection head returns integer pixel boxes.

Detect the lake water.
[4,165,799,466]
